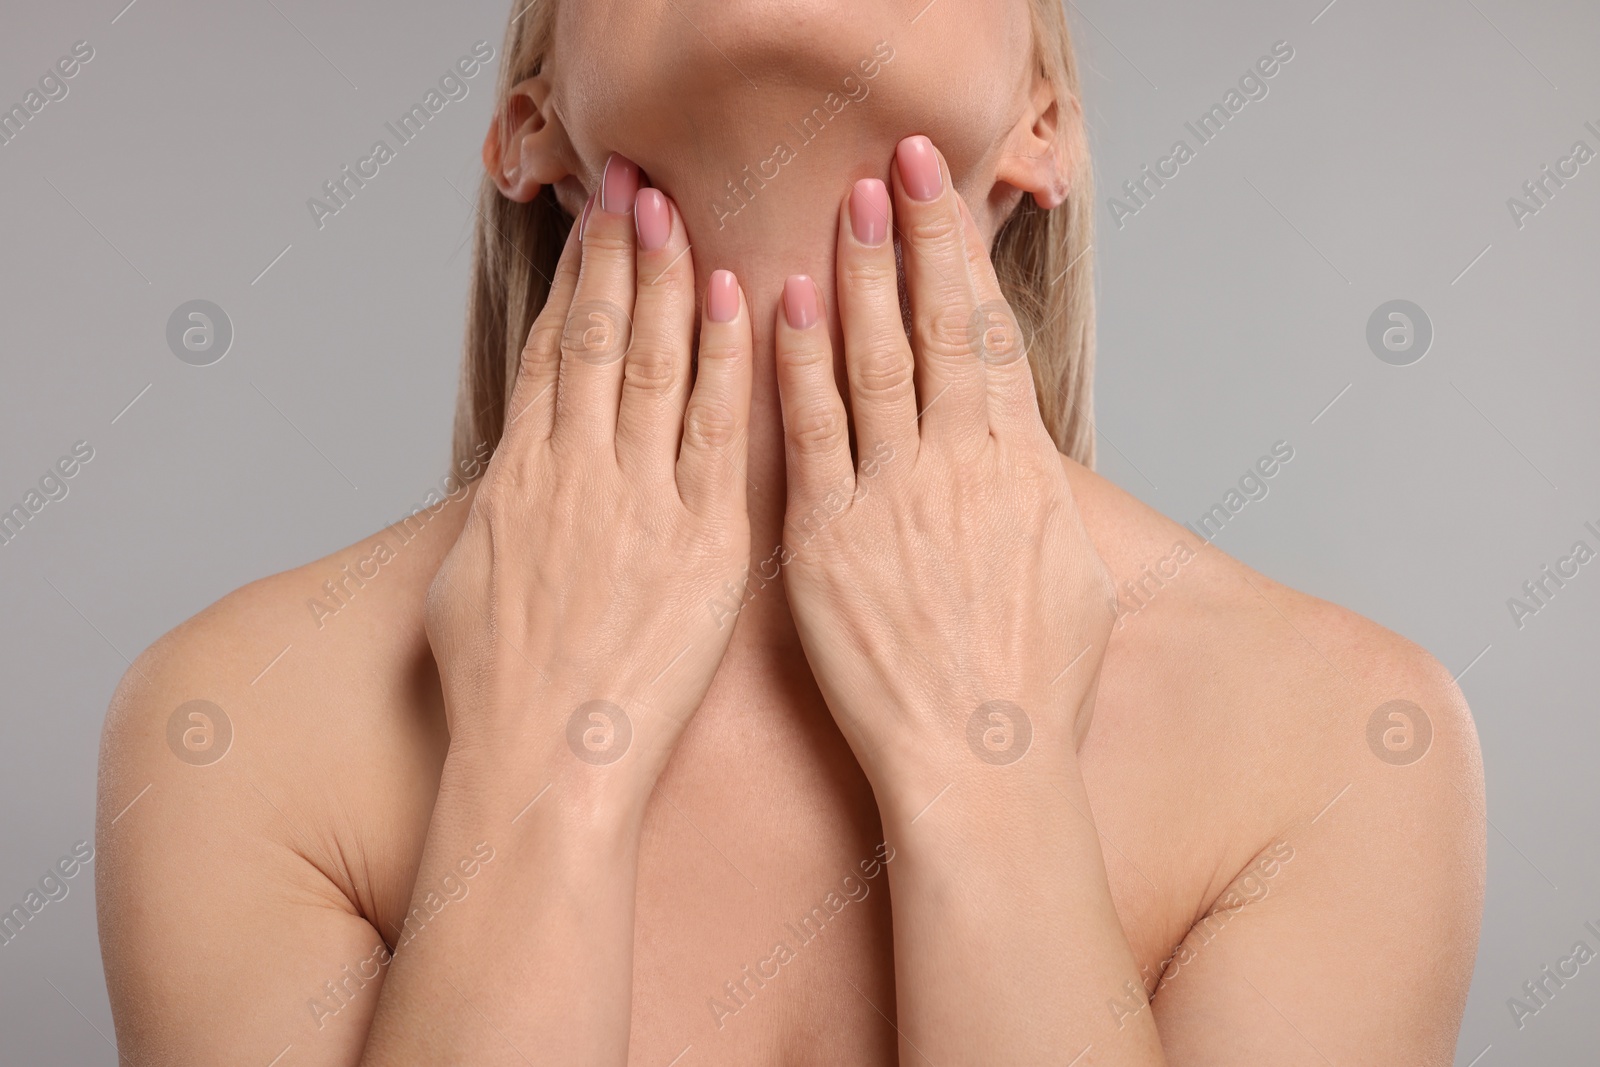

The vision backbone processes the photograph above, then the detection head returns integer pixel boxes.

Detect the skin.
[96,2,1485,1064]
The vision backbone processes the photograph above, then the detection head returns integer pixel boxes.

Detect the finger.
[891,135,989,451]
[774,274,854,511]
[675,270,753,517]
[551,152,641,455]
[956,196,1046,440]
[501,220,583,449]
[835,178,919,465]
[616,187,695,479]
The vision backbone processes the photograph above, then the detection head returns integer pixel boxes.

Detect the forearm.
[879,758,1167,1065]
[359,734,648,1066]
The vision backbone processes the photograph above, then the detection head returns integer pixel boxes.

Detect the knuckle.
[561,301,632,366]
[683,401,740,451]
[851,346,914,400]
[789,406,845,452]
[697,337,745,366]
[920,301,980,362]
[580,228,635,257]
[839,259,897,292]
[969,302,1027,366]
[471,471,526,524]
[905,210,961,247]
[519,332,560,379]
[781,339,830,371]
[622,348,678,393]
[639,255,692,291]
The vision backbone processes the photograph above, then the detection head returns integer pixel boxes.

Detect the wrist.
[877,752,1082,832]
[441,725,659,839]
[850,693,1082,820]
[874,757,1098,904]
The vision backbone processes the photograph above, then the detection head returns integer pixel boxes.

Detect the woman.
[96,0,1485,1063]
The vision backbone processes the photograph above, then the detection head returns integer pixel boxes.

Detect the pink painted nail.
[850,179,890,246]
[896,136,943,202]
[601,153,641,214]
[783,275,820,330]
[635,188,670,251]
[708,270,739,323]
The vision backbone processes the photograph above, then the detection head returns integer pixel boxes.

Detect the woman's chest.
[368,642,1213,1065]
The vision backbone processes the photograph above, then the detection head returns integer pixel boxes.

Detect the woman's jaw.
[531,0,1049,325]
[549,112,1020,350]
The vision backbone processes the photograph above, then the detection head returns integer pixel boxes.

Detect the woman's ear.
[483,73,571,203]
[993,71,1077,211]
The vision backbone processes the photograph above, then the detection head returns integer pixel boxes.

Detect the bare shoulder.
[95,491,469,934]
[1063,454,1485,920]
[1061,454,1485,1054]
[94,492,470,1058]
[98,488,466,785]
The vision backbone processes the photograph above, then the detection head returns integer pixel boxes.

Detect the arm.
[99,166,756,1065]
[97,642,411,1067]
[362,165,758,1064]
[773,134,1484,1064]
[1150,662,1484,1064]
[880,757,1167,1063]
[772,136,1163,1063]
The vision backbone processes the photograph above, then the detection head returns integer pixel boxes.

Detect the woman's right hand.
[424,155,753,797]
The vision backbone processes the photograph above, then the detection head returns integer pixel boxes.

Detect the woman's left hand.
[773,135,1117,809]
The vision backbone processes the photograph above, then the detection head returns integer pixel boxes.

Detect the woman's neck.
[633,144,889,645]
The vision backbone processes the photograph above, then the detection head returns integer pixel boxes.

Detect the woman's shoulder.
[96,496,469,870]
[1064,452,1471,715]
[1063,453,1484,883]
[94,500,473,1057]
[105,493,467,730]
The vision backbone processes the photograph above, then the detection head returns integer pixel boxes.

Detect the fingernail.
[783,275,820,330]
[850,179,890,246]
[578,194,595,240]
[708,270,739,323]
[635,188,670,251]
[601,153,641,214]
[896,135,943,202]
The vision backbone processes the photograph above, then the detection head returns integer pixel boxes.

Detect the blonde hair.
[452,0,1095,468]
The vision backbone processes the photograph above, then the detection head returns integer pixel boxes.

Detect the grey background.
[1,0,1595,1063]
